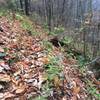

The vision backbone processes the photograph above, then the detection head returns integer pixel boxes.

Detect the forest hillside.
[0,0,100,100]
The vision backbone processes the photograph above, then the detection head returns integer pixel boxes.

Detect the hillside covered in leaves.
[0,13,99,100]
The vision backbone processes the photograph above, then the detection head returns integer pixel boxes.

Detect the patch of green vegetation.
[31,55,62,100]
[15,13,34,33]
[48,26,65,36]
[18,15,40,35]
[15,13,24,20]
[0,9,9,17]
[61,36,73,45]
[3,47,9,52]
[7,53,19,65]
[76,55,88,68]
[86,80,100,100]
[88,86,100,99]
[36,55,62,99]
[0,9,15,22]
[36,82,52,100]
[44,55,62,81]
[66,51,74,58]
[53,27,65,34]
[21,20,32,30]
[42,41,53,52]
[46,64,62,81]
[35,96,47,100]
[0,10,39,35]
[43,23,65,36]
[43,23,49,32]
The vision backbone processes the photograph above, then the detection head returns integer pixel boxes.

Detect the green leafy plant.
[87,80,100,100]
[53,27,65,34]
[0,9,9,17]
[21,20,37,35]
[77,56,85,66]
[44,56,62,81]
[61,36,73,45]
[88,87,100,99]
[15,13,24,20]
[33,77,53,100]
[48,26,65,36]
[76,55,89,68]
[3,47,8,52]
[42,41,53,52]
[34,96,47,100]
[46,65,61,81]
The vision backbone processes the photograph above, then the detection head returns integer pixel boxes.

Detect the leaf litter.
[0,16,99,100]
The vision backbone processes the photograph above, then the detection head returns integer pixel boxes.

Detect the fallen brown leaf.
[4,92,15,100]
[73,86,80,94]
[0,74,11,82]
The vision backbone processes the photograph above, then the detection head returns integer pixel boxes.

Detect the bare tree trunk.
[48,0,52,32]
[20,0,23,10]
[45,0,52,32]
[24,0,30,16]
[60,0,66,25]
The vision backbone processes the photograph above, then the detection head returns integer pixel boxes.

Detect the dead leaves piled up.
[0,16,98,100]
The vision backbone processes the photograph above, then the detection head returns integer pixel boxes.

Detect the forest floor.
[0,14,100,100]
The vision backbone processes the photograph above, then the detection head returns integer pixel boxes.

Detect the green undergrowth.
[35,42,63,100]
[0,9,99,100]
[34,56,63,100]
[15,13,40,36]
[42,40,53,52]
[49,27,65,35]
[86,79,100,100]
[76,57,100,99]
[64,46,100,99]
[0,10,40,36]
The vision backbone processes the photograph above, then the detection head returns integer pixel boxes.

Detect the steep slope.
[0,14,99,100]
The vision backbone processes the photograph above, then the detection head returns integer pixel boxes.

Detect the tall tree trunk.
[60,0,66,24]
[20,0,23,10]
[46,0,52,32]
[24,0,30,15]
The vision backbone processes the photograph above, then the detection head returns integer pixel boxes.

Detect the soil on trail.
[0,16,99,100]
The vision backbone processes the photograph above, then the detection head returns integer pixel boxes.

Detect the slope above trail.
[0,16,99,100]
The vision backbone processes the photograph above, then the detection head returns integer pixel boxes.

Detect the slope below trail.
[0,16,99,100]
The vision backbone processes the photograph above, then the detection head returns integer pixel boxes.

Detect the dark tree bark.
[60,0,66,24]
[45,0,52,32]
[20,0,23,10]
[24,0,30,15]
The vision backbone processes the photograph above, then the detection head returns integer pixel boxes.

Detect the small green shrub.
[42,41,53,52]
[61,36,73,45]
[87,80,100,100]
[44,56,62,81]
[35,55,62,100]
[35,96,47,100]
[53,27,65,34]
[0,9,9,17]
[48,26,65,36]
[15,13,24,20]
[21,19,37,35]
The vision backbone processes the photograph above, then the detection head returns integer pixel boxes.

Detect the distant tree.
[45,0,52,32]
[19,0,23,11]
[24,0,30,15]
